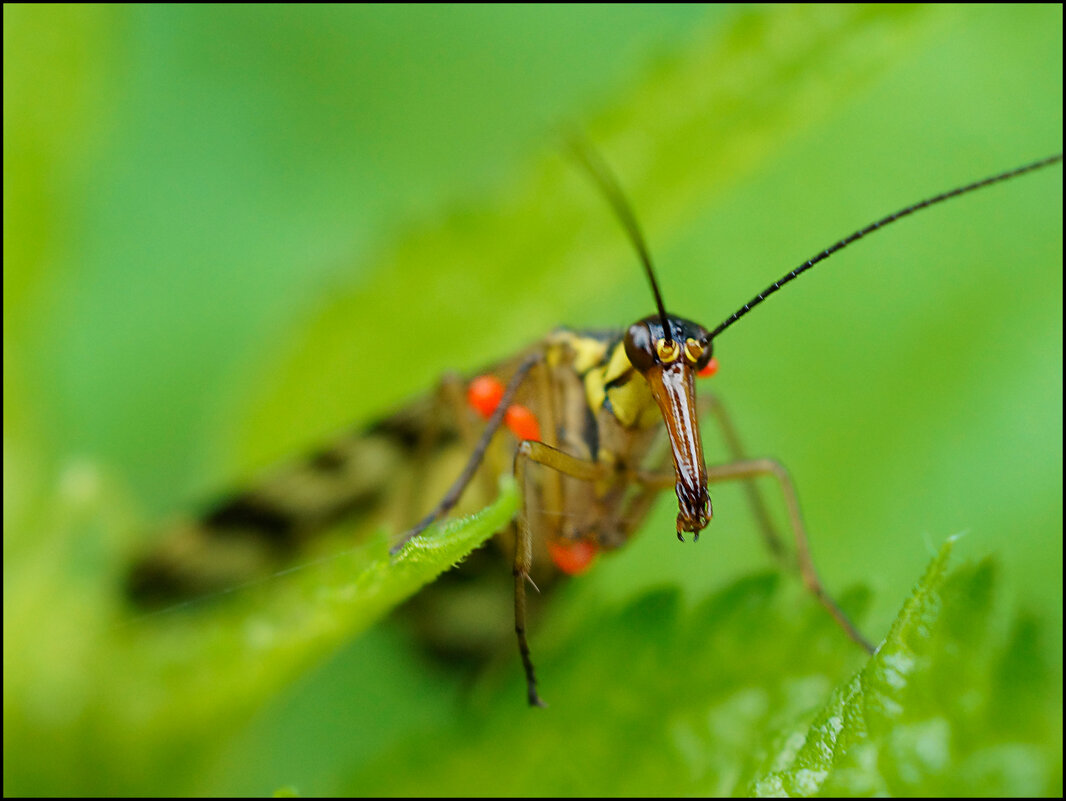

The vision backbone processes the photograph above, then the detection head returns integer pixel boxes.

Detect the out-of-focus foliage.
[4,468,515,794]
[4,4,1061,796]
[337,541,1061,797]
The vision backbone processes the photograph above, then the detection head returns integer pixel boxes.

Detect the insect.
[127,143,1062,707]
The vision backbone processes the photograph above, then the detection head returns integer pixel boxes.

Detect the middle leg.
[513,439,609,707]
[633,458,874,653]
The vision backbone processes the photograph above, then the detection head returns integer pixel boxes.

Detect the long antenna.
[710,153,1062,341]
[567,137,674,343]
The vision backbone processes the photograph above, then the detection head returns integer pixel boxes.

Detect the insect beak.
[644,360,711,540]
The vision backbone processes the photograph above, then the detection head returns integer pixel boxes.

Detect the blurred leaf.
[2,474,516,794]
[241,4,938,467]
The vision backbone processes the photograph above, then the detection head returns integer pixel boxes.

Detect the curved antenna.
[567,136,674,343]
[710,153,1062,341]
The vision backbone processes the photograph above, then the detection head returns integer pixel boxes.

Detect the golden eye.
[684,338,703,364]
[655,338,680,363]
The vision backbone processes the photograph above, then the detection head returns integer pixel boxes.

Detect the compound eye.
[695,340,717,376]
[623,323,657,371]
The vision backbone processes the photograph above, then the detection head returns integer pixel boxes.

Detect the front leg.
[513,440,609,707]
[700,393,784,559]
[633,459,874,653]
[389,353,542,554]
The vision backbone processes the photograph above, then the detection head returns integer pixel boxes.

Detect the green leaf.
[750,538,1062,797]
[2,473,516,795]
[330,541,1060,797]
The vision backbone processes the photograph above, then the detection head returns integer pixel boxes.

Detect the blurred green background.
[4,4,1061,796]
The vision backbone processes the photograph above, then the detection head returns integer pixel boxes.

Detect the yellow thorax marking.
[602,339,632,385]
[584,340,659,429]
[546,330,608,372]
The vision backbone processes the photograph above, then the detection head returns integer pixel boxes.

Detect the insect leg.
[707,458,874,652]
[513,440,609,707]
[389,353,542,554]
[440,370,504,506]
[391,372,468,531]
[632,459,874,653]
[618,440,673,538]
[700,394,785,559]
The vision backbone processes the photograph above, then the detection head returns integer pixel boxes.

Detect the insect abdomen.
[125,401,459,607]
